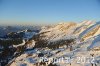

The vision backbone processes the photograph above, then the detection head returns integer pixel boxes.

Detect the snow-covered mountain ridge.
[38,20,99,42]
[8,21,100,66]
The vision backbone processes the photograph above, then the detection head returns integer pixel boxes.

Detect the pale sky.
[0,0,100,25]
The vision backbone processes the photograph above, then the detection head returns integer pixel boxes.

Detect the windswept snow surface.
[88,34,100,50]
[79,21,100,39]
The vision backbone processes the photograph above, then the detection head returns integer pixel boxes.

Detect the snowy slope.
[40,22,77,42]
[39,21,100,42]
[88,34,100,50]
[79,21,100,40]
[8,21,100,66]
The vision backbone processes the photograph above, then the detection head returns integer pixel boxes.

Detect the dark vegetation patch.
[28,32,76,50]
[0,38,24,66]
